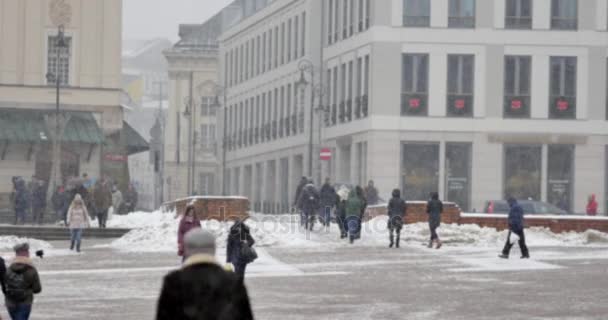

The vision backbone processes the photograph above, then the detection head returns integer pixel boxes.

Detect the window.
[547,145,574,212]
[274,26,279,68]
[355,57,363,119]
[505,0,532,29]
[200,97,214,117]
[268,29,273,71]
[347,61,353,122]
[294,16,299,59]
[358,0,365,31]
[47,35,72,85]
[200,124,209,148]
[287,20,292,62]
[549,56,577,119]
[446,143,472,212]
[401,54,429,116]
[504,56,531,118]
[447,54,474,117]
[286,84,292,135]
[449,0,476,28]
[328,0,334,44]
[244,42,249,80]
[343,0,349,38]
[504,145,542,200]
[363,55,369,117]
[332,67,338,125]
[280,23,285,65]
[401,143,439,201]
[340,63,347,123]
[262,33,267,73]
[551,0,577,30]
[606,59,608,120]
[301,12,306,57]
[336,0,341,41]
[403,0,430,27]
[365,0,370,29]
[349,0,355,36]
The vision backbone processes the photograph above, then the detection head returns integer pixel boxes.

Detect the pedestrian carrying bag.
[240,243,258,263]
[4,269,27,302]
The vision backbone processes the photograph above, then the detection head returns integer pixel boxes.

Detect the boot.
[436,240,442,249]
[70,240,75,251]
[395,234,400,248]
[428,240,433,249]
[389,236,394,248]
[76,241,81,253]
[498,254,509,259]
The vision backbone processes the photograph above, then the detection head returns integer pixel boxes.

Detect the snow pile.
[109,211,608,252]
[0,236,53,260]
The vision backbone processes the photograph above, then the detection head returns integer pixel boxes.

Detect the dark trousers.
[304,210,315,231]
[33,206,45,224]
[346,216,360,242]
[502,229,529,257]
[8,303,32,320]
[389,227,401,245]
[429,223,439,241]
[70,228,83,252]
[97,209,108,228]
[234,263,247,281]
[14,208,26,225]
[337,214,347,237]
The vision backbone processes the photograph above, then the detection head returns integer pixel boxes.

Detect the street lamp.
[183,96,193,195]
[211,85,228,196]
[296,59,316,179]
[45,25,67,203]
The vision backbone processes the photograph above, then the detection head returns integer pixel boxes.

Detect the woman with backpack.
[426,192,444,249]
[226,219,256,280]
[67,194,91,253]
[177,204,201,263]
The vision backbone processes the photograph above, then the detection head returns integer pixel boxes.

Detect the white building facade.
[219,0,608,214]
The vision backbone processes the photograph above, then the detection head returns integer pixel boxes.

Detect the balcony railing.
[401,93,428,116]
[355,97,361,119]
[338,101,346,123]
[298,112,305,133]
[361,94,369,117]
[291,115,297,135]
[448,16,475,28]
[505,16,532,29]
[285,117,291,136]
[346,99,352,122]
[551,17,577,30]
[403,16,430,27]
[331,104,337,125]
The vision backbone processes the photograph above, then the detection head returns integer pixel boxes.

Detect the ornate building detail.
[49,0,72,27]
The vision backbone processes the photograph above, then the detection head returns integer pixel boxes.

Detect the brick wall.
[366,203,608,233]
[163,196,250,221]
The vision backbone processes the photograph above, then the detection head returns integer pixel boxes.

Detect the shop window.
[504,145,541,200]
[504,56,531,118]
[401,143,439,201]
[547,145,574,212]
[445,143,472,212]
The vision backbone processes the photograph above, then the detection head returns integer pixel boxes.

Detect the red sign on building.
[409,98,420,109]
[320,148,332,161]
[454,99,466,110]
[557,100,569,111]
[511,99,522,110]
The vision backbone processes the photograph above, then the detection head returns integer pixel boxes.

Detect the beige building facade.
[0,0,124,200]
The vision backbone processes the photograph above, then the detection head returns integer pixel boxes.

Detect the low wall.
[162,196,249,221]
[366,202,608,233]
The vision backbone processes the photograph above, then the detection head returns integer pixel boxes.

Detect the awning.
[0,109,49,143]
[123,121,149,155]
[62,112,104,144]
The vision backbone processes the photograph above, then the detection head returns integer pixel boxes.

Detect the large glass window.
[547,145,574,212]
[328,0,334,44]
[504,145,542,200]
[403,0,430,27]
[549,56,577,119]
[446,143,472,212]
[401,143,439,201]
[505,0,532,29]
[447,54,474,117]
[401,54,429,116]
[551,0,577,30]
[504,56,531,118]
[449,0,476,28]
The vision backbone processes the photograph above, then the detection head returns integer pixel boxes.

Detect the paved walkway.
[2,240,608,319]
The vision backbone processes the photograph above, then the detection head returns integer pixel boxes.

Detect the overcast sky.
[122,0,233,41]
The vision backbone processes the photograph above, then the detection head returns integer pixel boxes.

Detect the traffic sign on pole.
[320,148,332,161]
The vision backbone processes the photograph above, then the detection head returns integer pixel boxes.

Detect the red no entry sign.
[320,148,332,161]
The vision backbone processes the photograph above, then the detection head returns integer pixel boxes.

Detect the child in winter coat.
[387,189,406,248]
[67,194,91,252]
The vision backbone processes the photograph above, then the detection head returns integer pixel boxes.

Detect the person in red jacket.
[177,204,201,262]
[586,194,598,216]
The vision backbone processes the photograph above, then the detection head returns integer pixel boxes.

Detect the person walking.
[387,189,406,248]
[345,189,365,244]
[293,176,308,225]
[124,184,138,214]
[226,220,256,280]
[499,198,530,259]
[67,194,91,253]
[51,186,66,223]
[31,180,47,225]
[92,178,112,228]
[319,178,337,227]
[177,205,201,263]
[426,192,443,249]
[364,180,380,205]
[586,194,598,216]
[111,185,123,216]
[156,228,253,320]
[355,186,368,239]
[336,187,350,239]
[3,243,42,320]
[13,179,29,226]
[298,179,320,231]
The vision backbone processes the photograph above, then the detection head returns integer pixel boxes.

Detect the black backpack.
[5,268,28,302]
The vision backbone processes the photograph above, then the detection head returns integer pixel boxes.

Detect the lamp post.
[45,25,67,202]
[211,85,228,196]
[182,96,193,196]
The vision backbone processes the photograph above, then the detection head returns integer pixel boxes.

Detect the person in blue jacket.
[499,197,530,259]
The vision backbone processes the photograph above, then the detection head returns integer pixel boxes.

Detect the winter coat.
[156,257,253,320]
[13,181,29,212]
[293,179,307,207]
[67,206,90,230]
[319,183,337,208]
[51,189,66,212]
[31,184,47,210]
[387,190,407,229]
[125,188,138,209]
[508,200,525,232]
[0,256,6,294]
[4,257,42,308]
[298,184,320,214]
[345,191,364,218]
[426,198,443,229]
[226,222,255,266]
[177,217,201,257]
[587,195,598,216]
[92,181,112,212]
[112,190,123,210]
[364,185,379,205]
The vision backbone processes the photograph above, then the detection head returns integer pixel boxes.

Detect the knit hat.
[14,242,29,253]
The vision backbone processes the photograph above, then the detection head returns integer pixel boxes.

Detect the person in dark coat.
[336,187,349,239]
[13,179,29,225]
[92,178,112,228]
[319,178,337,227]
[355,186,367,239]
[226,220,256,280]
[499,198,530,259]
[156,229,253,320]
[387,189,406,248]
[177,205,201,262]
[4,243,42,320]
[294,177,308,225]
[345,189,365,244]
[31,180,47,225]
[124,184,139,213]
[426,192,443,249]
[51,186,66,222]
[364,180,380,205]
[297,180,320,231]
[0,255,6,295]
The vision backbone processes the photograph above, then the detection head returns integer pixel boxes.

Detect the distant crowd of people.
[8,174,139,227]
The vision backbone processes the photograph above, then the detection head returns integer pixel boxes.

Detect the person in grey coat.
[426,192,443,249]
[387,189,406,248]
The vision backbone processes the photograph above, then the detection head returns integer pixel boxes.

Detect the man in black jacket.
[319,178,337,227]
[5,243,42,320]
[156,229,253,320]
